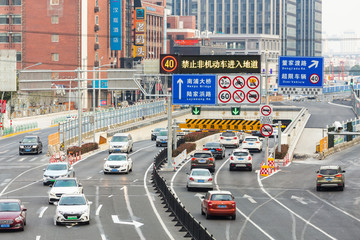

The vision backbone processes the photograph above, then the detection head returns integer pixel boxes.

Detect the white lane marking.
[129,144,154,156]
[327,102,353,109]
[243,194,257,204]
[6,158,13,162]
[111,215,143,228]
[96,205,103,216]
[170,158,191,194]
[290,212,297,240]
[30,157,38,162]
[95,186,107,240]
[257,171,336,240]
[18,157,26,162]
[291,195,308,205]
[144,163,175,240]
[38,206,48,218]
[0,178,11,187]
[120,187,125,190]
[0,150,9,154]
[101,234,107,240]
[215,159,276,240]
[133,179,138,183]
[306,190,360,223]
[301,206,323,240]
[36,236,41,240]
[108,195,113,198]
[123,186,145,238]
[87,176,92,180]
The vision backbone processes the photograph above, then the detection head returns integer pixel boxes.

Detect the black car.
[203,142,226,159]
[251,130,263,138]
[19,136,43,155]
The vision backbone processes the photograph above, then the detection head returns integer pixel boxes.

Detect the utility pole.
[93,66,96,143]
[77,68,82,147]
[167,95,173,169]
[265,52,269,163]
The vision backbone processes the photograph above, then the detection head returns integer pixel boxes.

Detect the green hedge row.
[275,144,289,159]
[67,142,99,156]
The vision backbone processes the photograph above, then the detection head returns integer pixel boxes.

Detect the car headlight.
[32,145,38,148]
[79,209,87,214]
[50,192,56,196]
[104,164,109,168]
[59,211,65,215]
[15,216,23,222]
[20,146,24,148]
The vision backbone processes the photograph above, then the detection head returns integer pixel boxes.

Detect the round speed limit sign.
[309,74,320,84]
[218,90,231,103]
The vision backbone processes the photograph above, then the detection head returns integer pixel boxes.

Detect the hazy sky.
[322,0,360,36]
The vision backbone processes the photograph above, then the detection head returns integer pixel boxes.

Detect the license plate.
[67,216,77,220]
[25,149,31,152]
[1,224,10,228]
[50,179,56,182]
[218,205,227,208]
[249,143,254,145]
[326,178,333,181]
[199,160,206,163]
[226,139,230,141]
[111,169,119,172]
[210,150,215,152]
[237,158,244,160]
[198,180,204,183]
[162,141,166,143]
[236,164,246,167]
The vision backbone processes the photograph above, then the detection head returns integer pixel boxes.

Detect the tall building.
[281,0,297,56]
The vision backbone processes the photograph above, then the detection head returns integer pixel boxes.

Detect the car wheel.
[24,220,27,226]
[49,201,53,205]
[104,172,108,175]
[85,220,90,225]
[229,166,233,171]
[126,167,129,174]
[201,207,205,215]
[248,167,252,171]
[205,211,211,219]
[55,221,61,226]
[43,182,47,186]
[316,186,321,191]
[231,214,236,220]
[19,152,22,155]
[20,226,24,231]
[339,186,344,191]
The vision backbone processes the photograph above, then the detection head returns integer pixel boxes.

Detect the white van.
[109,133,133,154]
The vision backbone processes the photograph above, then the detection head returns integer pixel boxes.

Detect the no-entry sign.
[260,124,273,137]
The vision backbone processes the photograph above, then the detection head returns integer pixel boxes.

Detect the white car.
[103,153,133,174]
[54,194,91,225]
[186,169,213,191]
[43,162,74,185]
[48,178,83,204]
[229,149,252,171]
[241,136,263,152]
[219,131,241,148]
[109,133,133,153]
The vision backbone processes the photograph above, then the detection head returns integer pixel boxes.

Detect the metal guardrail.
[59,100,166,146]
[2,122,38,136]
[152,148,215,240]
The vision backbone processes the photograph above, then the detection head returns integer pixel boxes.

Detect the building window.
[16,52,21,62]
[51,34,59,42]
[95,34,99,43]
[176,35,184,40]
[51,53,59,61]
[0,15,9,24]
[95,0,98,7]
[50,0,59,5]
[11,33,21,42]
[95,15,99,25]
[11,0,21,5]
[95,52,98,61]
[0,33,9,42]
[51,15,59,24]
[0,0,9,5]
[11,15,21,24]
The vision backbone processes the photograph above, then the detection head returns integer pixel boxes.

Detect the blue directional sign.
[93,80,108,89]
[172,74,217,105]
[278,56,324,88]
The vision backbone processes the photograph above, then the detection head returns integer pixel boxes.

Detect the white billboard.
[0,50,17,91]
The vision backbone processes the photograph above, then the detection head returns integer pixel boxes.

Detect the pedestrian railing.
[2,122,38,136]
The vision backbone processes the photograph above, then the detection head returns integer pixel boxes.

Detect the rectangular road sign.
[278,56,324,88]
[172,74,217,105]
[179,119,261,131]
[260,116,273,125]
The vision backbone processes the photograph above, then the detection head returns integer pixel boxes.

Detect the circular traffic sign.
[233,76,245,89]
[260,124,273,137]
[247,76,260,89]
[219,76,231,89]
[233,90,245,103]
[246,90,259,103]
[218,90,231,103]
[309,74,320,84]
[160,55,178,73]
[261,105,272,116]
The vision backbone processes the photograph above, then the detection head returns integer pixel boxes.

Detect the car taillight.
[203,148,208,150]
[256,141,260,143]
[230,156,234,160]
[243,141,247,143]
[216,148,222,151]
[220,137,224,139]
[208,201,213,208]
[231,202,236,208]
[234,137,237,140]
[249,156,252,160]
[209,158,214,161]
[208,178,213,181]
[189,177,194,181]
[317,174,323,178]
[335,174,342,178]
[191,158,196,161]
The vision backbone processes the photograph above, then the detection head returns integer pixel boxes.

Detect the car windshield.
[159,131,168,136]
[211,194,233,201]
[111,136,128,142]
[22,137,37,143]
[194,153,212,158]
[54,180,77,187]
[320,169,339,175]
[205,143,220,148]
[245,138,257,142]
[233,152,248,156]
[107,155,127,161]
[0,202,21,212]
[191,170,211,176]
[59,196,86,205]
[221,132,235,137]
[47,164,67,171]
[154,128,164,132]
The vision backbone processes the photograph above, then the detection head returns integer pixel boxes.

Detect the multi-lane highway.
[1,100,360,239]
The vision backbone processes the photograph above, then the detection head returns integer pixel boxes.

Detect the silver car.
[43,162,75,185]
[186,169,214,191]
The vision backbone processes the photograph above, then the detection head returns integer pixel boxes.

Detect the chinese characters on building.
[110,0,122,50]
[133,8,146,58]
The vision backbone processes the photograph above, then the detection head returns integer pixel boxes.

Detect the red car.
[201,190,236,220]
[0,199,27,231]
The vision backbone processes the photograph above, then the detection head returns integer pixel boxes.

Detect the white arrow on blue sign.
[172,74,217,105]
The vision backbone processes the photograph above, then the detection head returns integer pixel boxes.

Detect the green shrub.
[184,130,219,142]
[275,144,289,159]
[172,143,196,157]
[67,142,99,156]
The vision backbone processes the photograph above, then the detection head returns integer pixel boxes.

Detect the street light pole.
[93,66,96,143]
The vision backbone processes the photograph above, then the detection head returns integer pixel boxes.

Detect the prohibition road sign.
[219,90,231,103]
[261,105,272,116]
[246,90,260,103]
[233,76,245,89]
[219,76,232,89]
[261,124,273,137]
[233,90,245,103]
[247,76,260,89]
[309,74,320,84]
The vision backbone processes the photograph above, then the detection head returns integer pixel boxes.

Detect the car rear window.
[210,194,233,201]
[47,164,67,171]
[245,138,257,142]
[194,153,212,158]
[320,169,339,175]
[112,136,128,142]
[59,196,86,206]
[159,131,168,136]
[205,142,220,148]
[108,155,127,161]
[191,170,211,176]
[221,132,235,137]
[54,179,77,187]
[233,152,248,156]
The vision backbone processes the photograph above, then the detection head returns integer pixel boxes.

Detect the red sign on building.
[174,39,199,45]
[0,100,6,113]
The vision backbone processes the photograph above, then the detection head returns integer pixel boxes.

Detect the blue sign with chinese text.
[110,0,122,50]
[92,80,108,89]
[172,74,217,105]
[278,56,324,88]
